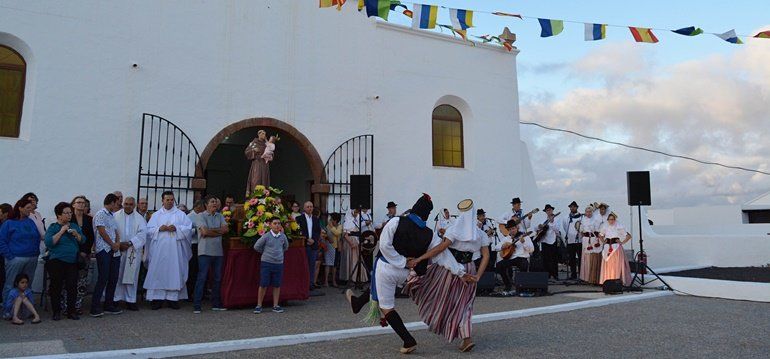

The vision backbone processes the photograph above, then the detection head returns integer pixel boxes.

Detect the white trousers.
[374,260,409,310]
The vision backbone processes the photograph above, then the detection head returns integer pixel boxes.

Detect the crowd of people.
[0,189,632,356]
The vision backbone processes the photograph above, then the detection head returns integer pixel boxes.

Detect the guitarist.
[476,208,498,271]
[537,204,561,280]
[497,197,532,235]
[494,219,534,295]
[560,201,583,280]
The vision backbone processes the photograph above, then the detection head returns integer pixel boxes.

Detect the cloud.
[521,35,770,209]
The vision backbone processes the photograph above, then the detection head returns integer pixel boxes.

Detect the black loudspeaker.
[349,175,371,209]
[602,279,624,294]
[476,272,496,290]
[627,171,651,206]
[514,272,548,293]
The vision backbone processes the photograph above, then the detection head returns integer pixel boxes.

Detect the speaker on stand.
[626,171,671,291]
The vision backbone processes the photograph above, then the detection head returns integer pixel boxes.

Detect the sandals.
[11,320,23,325]
[399,345,417,354]
[31,319,42,324]
[459,342,475,352]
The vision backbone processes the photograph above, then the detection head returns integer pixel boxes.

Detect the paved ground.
[185,295,770,359]
[0,283,607,357]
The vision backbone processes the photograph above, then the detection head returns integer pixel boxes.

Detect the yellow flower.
[255,185,266,192]
[265,212,273,219]
[257,223,264,232]
[243,202,250,210]
[256,205,266,212]
[250,216,258,222]
[290,221,299,231]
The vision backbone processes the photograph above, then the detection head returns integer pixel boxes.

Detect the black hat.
[568,201,579,208]
[386,201,397,209]
[410,193,433,221]
[544,204,555,211]
[505,219,520,229]
[476,208,486,216]
[510,197,522,205]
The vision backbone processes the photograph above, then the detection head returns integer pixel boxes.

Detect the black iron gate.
[323,135,374,215]
[137,113,205,212]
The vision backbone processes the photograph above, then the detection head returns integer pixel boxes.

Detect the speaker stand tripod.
[629,205,672,291]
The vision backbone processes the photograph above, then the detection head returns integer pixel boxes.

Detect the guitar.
[500,231,533,260]
[498,208,540,236]
[532,212,561,244]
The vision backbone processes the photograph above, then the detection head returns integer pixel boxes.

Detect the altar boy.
[253,218,289,314]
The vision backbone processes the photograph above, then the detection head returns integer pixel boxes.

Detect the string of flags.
[319,0,769,50]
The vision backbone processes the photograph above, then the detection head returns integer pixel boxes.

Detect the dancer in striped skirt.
[406,199,490,352]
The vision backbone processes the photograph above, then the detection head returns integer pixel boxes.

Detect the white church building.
[0,0,537,218]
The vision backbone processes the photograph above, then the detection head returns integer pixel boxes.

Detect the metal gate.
[136,113,205,212]
[323,135,374,215]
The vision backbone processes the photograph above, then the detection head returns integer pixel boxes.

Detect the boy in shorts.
[253,217,289,313]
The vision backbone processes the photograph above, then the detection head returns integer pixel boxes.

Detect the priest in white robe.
[113,197,147,310]
[143,191,193,309]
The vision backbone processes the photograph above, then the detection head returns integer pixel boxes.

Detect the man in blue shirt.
[90,194,122,317]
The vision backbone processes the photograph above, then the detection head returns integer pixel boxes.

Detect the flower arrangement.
[241,185,301,245]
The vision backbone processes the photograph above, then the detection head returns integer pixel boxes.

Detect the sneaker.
[193,307,201,314]
[253,306,262,314]
[89,310,104,318]
[272,306,284,313]
[211,307,228,311]
[105,307,123,315]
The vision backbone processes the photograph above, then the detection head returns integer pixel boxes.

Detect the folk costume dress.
[599,221,632,286]
[407,204,489,342]
[347,194,435,353]
[578,213,602,284]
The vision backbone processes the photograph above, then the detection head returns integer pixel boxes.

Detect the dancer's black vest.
[392,216,434,276]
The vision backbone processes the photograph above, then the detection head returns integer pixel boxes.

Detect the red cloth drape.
[221,246,309,308]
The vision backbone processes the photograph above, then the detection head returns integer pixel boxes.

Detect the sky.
[381,0,770,211]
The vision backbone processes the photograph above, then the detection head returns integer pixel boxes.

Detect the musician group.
[346,194,632,355]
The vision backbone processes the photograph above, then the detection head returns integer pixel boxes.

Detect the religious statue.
[245,129,272,195]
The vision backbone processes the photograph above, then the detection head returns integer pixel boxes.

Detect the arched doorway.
[199,118,327,205]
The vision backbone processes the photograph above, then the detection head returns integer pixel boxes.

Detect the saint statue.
[245,129,272,195]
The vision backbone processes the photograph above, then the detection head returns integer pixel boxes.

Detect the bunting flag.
[363,0,390,20]
[584,23,607,41]
[716,29,743,44]
[411,4,438,29]
[319,0,346,10]
[333,4,759,49]
[672,26,704,36]
[629,27,659,43]
[492,11,523,19]
[449,8,474,30]
[538,19,564,37]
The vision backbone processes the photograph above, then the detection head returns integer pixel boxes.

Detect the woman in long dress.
[598,212,632,286]
[244,130,270,195]
[578,206,602,285]
[341,209,370,283]
[406,200,489,352]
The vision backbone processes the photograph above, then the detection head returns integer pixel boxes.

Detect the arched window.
[431,104,464,168]
[0,45,26,138]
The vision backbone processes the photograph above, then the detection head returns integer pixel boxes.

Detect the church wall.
[0,0,534,221]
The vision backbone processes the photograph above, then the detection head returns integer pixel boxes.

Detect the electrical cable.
[520,121,770,176]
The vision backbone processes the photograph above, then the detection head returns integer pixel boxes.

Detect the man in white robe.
[113,197,147,310]
[143,191,193,309]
